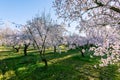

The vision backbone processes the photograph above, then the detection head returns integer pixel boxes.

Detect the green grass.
[0,46,120,80]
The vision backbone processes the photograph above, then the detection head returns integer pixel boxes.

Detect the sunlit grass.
[0,70,16,80]
[49,53,78,64]
[0,46,120,80]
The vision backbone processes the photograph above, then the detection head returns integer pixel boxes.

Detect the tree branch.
[94,0,120,13]
[110,6,120,13]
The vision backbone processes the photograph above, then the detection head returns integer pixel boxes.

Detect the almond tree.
[89,26,120,66]
[54,0,120,66]
[48,23,66,53]
[0,27,14,46]
[53,0,120,30]
[25,13,63,67]
[0,26,22,53]
[19,29,31,56]
[65,33,89,57]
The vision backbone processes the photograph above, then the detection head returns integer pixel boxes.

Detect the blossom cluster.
[90,41,120,67]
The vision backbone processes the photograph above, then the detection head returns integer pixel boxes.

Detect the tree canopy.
[53,0,120,30]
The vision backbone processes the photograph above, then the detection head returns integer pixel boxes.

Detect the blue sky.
[0,0,80,34]
[0,0,56,24]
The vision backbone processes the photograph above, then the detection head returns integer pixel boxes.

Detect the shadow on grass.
[98,65,120,80]
[10,54,120,80]
[0,50,14,54]
[0,49,120,80]
[0,50,16,60]
[58,55,120,80]
[0,55,40,74]
[0,50,76,80]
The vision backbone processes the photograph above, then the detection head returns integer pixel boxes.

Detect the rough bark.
[23,43,30,56]
[81,51,85,57]
[54,45,57,53]
[42,58,48,67]
[13,45,21,52]
[94,0,120,13]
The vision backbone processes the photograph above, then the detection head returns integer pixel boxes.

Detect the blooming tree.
[26,15,49,67]
[54,0,120,66]
[19,28,32,56]
[64,33,90,56]
[53,0,120,30]
[0,26,22,52]
[89,26,120,66]
[25,13,65,67]
[48,23,66,53]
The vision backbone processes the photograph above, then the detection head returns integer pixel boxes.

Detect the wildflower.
[82,49,85,53]
[90,55,93,58]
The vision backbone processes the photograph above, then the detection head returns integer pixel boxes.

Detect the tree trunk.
[80,46,85,57]
[13,45,20,53]
[43,46,48,67]
[40,46,48,67]
[81,51,85,57]
[24,43,30,56]
[42,58,48,67]
[16,48,19,52]
[32,43,36,49]
[24,44,27,56]
[54,45,56,53]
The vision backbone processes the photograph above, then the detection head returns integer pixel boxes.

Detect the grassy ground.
[0,46,120,80]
